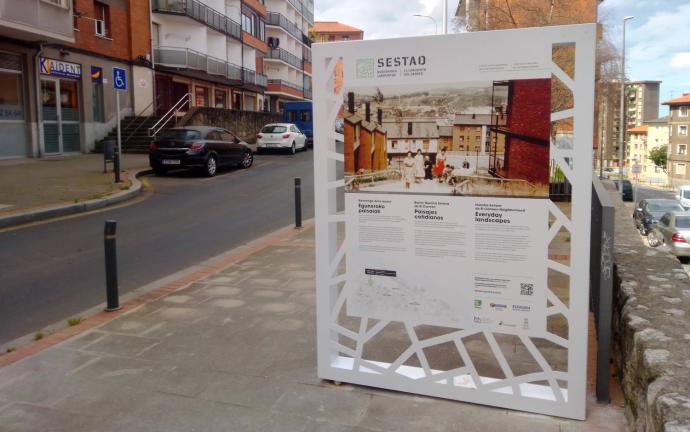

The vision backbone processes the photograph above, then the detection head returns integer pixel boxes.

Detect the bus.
[283,101,313,147]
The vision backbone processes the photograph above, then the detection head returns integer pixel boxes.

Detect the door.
[220,129,242,162]
[41,78,81,154]
[155,75,173,116]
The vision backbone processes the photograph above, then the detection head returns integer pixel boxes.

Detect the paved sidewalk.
[0,224,628,432]
[0,154,149,216]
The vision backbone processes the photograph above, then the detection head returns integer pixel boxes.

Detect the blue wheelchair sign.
[113,67,127,91]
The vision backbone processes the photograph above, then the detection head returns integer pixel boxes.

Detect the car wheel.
[302,142,308,152]
[204,155,218,177]
[648,232,660,247]
[290,142,296,155]
[239,151,253,169]
[153,167,167,176]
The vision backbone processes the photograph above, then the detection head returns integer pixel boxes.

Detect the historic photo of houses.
[343,80,552,198]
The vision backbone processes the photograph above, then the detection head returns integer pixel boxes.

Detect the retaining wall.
[181,108,281,143]
[610,185,690,431]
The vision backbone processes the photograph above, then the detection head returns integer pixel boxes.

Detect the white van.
[675,185,690,209]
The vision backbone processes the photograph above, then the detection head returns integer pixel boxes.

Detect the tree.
[649,146,668,173]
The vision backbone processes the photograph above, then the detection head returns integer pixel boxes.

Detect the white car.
[256,123,307,154]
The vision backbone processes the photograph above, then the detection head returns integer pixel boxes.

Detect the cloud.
[671,53,690,69]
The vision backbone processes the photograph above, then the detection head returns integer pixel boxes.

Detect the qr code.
[520,283,534,296]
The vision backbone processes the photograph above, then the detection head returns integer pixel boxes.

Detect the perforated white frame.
[314,24,596,420]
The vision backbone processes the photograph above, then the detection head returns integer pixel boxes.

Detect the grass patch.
[34,330,45,341]
[67,317,84,326]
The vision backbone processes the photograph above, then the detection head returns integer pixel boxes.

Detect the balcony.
[242,69,268,88]
[265,48,303,70]
[0,0,74,43]
[284,0,314,24]
[267,79,304,98]
[266,12,303,42]
[154,47,243,82]
[304,88,312,100]
[153,0,241,40]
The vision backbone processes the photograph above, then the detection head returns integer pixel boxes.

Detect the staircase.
[94,116,165,154]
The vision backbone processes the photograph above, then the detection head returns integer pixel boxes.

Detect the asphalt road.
[0,150,314,345]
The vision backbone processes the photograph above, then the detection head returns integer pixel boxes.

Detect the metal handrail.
[266,48,303,69]
[149,93,191,137]
[122,96,160,145]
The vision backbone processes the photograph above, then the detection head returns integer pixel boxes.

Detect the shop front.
[0,51,28,158]
[39,57,82,154]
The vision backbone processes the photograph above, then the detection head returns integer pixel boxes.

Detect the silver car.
[648,211,690,259]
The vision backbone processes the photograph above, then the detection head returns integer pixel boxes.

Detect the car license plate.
[162,159,180,165]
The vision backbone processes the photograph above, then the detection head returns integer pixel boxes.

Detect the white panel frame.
[314,24,596,420]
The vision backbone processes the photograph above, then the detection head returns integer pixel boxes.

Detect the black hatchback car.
[149,126,253,177]
[614,179,634,201]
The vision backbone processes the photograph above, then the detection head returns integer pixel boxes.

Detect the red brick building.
[491,79,551,186]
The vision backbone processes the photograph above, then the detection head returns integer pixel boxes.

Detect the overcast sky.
[315,0,690,116]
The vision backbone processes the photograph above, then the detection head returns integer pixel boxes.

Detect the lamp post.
[442,0,448,34]
[413,14,438,35]
[619,15,634,193]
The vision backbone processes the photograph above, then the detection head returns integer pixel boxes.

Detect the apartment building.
[0,0,153,158]
[664,93,690,184]
[311,21,363,42]
[152,0,269,114]
[263,0,313,111]
[625,81,661,130]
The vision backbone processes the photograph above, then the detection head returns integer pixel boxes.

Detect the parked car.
[256,123,308,154]
[647,211,690,260]
[675,185,690,209]
[633,199,685,235]
[614,179,634,201]
[149,126,253,177]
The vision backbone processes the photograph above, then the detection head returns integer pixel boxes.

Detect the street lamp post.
[619,15,634,194]
[413,14,438,35]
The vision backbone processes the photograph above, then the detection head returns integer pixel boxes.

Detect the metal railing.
[590,176,615,403]
[266,48,303,69]
[268,79,303,93]
[153,0,241,40]
[255,73,268,88]
[149,93,191,137]
[266,12,303,41]
[303,88,312,99]
[154,47,243,81]
[302,47,312,64]
[302,33,312,47]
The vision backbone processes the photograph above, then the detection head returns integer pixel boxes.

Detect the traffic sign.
[113,67,127,91]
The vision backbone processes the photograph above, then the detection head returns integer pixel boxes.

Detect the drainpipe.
[347,92,354,114]
[34,42,45,158]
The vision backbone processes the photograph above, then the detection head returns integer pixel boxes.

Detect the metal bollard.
[113,148,121,183]
[294,177,302,229]
[104,220,121,311]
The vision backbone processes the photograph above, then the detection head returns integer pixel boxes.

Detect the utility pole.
[618,16,634,191]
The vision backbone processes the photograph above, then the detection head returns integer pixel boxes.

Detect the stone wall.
[181,108,281,144]
[610,185,690,431]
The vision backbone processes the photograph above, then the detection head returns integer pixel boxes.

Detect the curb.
[0,168,153,230]
[0,220,315,368]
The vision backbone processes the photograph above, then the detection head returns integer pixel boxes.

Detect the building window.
[94,1,110,38]
[680,106,689,117]
[391,140,398,149]
[214,89,227,108]
[679,144,687,155]
[328,35,335,41]
[152,23,160,48]
[341,36,349,41]
[677,163,686,175]
[42,0,69,8]
[91,67,104,122]
[195,86,209,107]
[679,125,688,136]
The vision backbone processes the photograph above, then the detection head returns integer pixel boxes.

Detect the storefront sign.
[314,24,597,420]
[40,58,81,79]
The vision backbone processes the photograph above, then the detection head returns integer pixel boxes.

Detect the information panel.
[314,24,596,420]
[347,193,548,332]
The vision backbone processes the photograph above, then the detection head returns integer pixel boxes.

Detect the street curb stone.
[0,168,153,230]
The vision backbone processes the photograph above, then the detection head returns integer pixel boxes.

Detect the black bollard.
[294,177,302,229]
[113,148,121,183]
[104,220,121,311]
